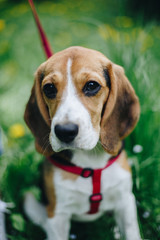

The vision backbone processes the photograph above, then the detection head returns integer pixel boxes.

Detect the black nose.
[54,123,79,143]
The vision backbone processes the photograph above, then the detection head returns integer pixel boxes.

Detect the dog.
[24,46,141,240]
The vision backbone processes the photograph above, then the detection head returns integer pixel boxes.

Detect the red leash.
[48,153,121,214]
[28,0,53,58]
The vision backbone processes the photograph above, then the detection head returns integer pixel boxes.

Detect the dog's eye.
[43,83,57,99]
[83,81,101,97]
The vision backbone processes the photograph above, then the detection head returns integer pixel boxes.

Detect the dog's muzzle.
[54,123,79,143]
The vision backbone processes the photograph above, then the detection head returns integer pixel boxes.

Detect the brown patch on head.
[41,71,65,118]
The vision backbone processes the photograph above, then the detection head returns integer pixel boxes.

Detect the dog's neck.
[71,143,111,169]
[52,143,111,169]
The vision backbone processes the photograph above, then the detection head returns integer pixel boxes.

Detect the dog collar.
[47,151,122,215]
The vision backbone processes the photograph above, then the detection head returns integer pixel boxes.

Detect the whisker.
[40,133,51,155]
[97,139,107,150]
[42,133,50,143]
[42,142,51,155]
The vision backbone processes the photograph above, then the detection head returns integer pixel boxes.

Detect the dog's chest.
[53,157,131,220]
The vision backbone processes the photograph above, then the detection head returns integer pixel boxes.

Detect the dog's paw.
[24,192,47,226]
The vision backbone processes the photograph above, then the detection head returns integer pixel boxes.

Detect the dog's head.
[24,46,140,156]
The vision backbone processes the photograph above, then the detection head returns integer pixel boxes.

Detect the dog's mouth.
[50,137,95,153]
[49,133,99,153]
[50,139,76,152]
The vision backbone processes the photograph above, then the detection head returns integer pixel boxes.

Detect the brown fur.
[117,151,131,173]
[24,85,53,156]
[100,63,140,155]
[61,170,79,181]
[43,160,56,218]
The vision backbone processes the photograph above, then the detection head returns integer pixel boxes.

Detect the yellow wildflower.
[9,124,25,138]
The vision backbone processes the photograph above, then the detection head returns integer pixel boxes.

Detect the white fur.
[50,58,99,152]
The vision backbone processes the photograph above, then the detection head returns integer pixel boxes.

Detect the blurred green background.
[0,0,160,239]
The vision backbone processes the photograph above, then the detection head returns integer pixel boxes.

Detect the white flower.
[133,144,143,153]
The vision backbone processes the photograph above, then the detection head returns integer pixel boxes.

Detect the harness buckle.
[90,193,103,203]
[81,168,93,178]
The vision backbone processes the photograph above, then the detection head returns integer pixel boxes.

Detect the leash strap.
[48,153,121,214]
[28,0,53,58]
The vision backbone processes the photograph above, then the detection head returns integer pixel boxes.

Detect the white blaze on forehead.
[57,58,80,121]
[67,58,73,92]
[65,58,83,112]
[50,58,99,152]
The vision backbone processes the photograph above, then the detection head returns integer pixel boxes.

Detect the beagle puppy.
[24,46,141,240]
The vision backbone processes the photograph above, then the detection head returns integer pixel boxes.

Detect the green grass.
[0,1,160,239]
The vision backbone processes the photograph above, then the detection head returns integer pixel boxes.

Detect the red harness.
[47,153,121,214]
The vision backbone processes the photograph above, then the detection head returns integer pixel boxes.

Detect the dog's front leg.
[43,214,71,240]
[114,192,141,240]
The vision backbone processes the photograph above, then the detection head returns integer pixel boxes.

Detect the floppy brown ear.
[100,63,140,155]
[24,63,53,156]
